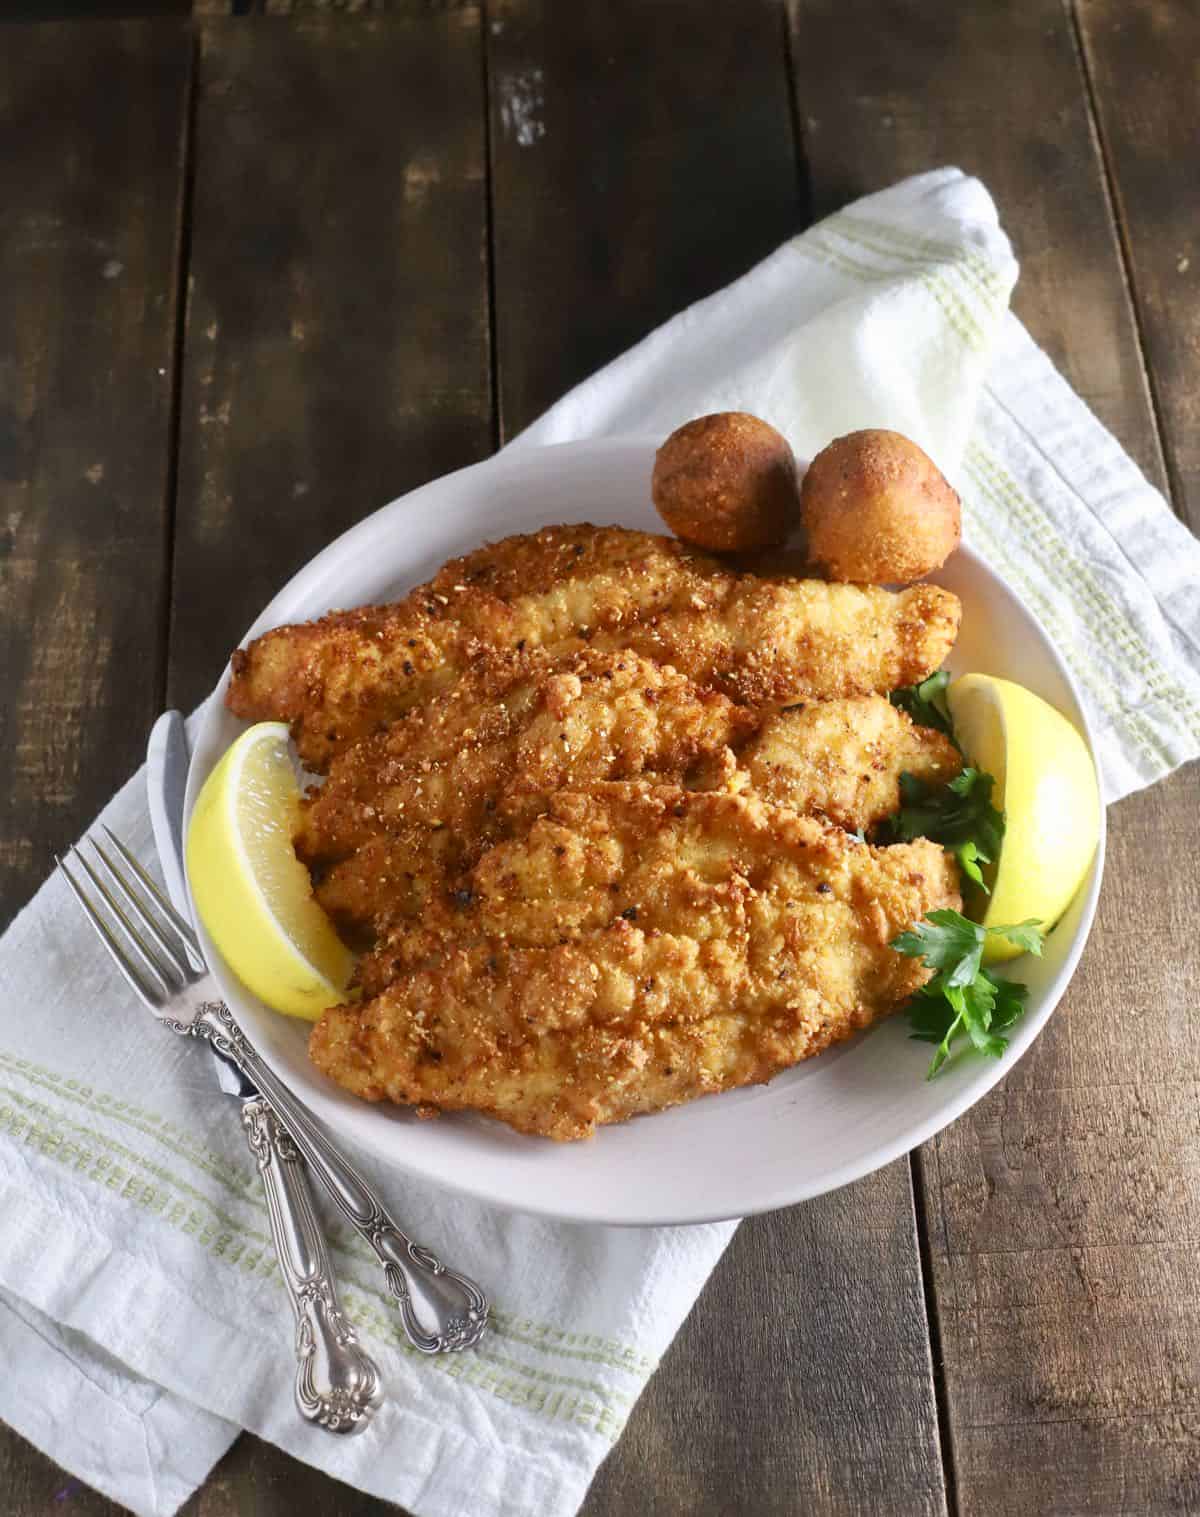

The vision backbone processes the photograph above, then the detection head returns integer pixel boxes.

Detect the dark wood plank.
[1074,0,1200,529]
[169,11,492,712]
[589,1164,946,1517]
[787,2,1200,1511]
[181,1434,399,1515]
[489,6,948,1515]
[6,7,492,1513]
[0,17,190,923]
[165,11,491,1514]
[487,0,803,440]
[0,14,192,1510]
[921,765,1200,1517]
[0,1,189,18]
[0,1442,133,1517]
[788,0,1168,495]
[229,2,475,14]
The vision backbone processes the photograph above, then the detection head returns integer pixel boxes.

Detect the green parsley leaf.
[907,991,958,1045]
[986,919,1045,956]
[956,840,987,890]
[887,767,1004,858]
[891,909,1042,1079]
[890,670,954,737]
[883,766,1005,905]
[984,970,1029,1031]
[891,907,982,970]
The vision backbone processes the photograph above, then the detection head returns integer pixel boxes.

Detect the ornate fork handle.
[191,1001,489,1354]
[241,1097,381,1431]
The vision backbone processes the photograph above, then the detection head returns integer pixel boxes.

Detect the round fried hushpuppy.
[800,429,961,584]
[652,412,799,552]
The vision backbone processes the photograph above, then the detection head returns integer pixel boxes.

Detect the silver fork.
[59,831,489,1361]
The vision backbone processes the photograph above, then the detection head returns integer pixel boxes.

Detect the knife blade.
[145,710,190,925]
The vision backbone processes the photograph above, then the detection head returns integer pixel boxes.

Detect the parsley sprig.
[892,910,1044,1078]
[890,670,954,738]
[885,767,1005,892]
[886,675,1005,892]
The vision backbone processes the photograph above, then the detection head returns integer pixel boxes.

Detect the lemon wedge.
[946,674,1100,963]
[186,722,355,1019]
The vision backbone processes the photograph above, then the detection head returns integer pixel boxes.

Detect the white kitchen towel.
[1,167,1198,1517]
[515,168,1200,803]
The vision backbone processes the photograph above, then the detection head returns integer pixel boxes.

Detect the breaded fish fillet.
[712,695,962,832]
[299,648,755,936]
[228,525,960,769]
[296,649,755,865]
[310,784,961,1138]
[302,669,959,946]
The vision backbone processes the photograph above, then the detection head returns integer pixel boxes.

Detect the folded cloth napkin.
[2,168,1198,1517]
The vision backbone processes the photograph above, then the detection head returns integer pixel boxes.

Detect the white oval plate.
[186,437,1105,1227]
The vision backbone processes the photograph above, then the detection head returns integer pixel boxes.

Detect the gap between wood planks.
[157,30,200,715]
[1064,0,1177,519]
[780,9,957,1512]
[479,0,502,453]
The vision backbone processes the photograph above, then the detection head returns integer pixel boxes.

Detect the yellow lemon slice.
[187,722,355,1019]
[946,674,1100,963]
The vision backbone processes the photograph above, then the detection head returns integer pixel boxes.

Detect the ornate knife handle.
[241,1097,381,1433]
[194,1002,489,1355]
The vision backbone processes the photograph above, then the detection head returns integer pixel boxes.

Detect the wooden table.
[2,3,1197,1513]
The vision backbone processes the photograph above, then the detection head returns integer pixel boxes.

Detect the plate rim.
[185,435,1106,1226]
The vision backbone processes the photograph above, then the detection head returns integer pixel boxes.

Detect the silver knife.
[147,711,382,1433]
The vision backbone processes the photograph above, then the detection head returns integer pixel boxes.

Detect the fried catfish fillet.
[297,649,756,863]
[229,527,723,769]
[301,670,957,945]
[309,785,961,1139]
[228,525,960,769]
[701,695,962,833]
[298,649,756,936]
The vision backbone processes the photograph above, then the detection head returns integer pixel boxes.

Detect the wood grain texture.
[588,1165,947,1517]
[0,0,188,17]
[0,1442,132,1517]
[169,11,492,712]
[238,1,476,13]
[921,766,1200,1517]
[0,18,190,928]
[0,15,191,1510]
[489,6,947,1514]
[5,5,1198,1515]
[787,0,1168,494]
[162,15,491,1511]
[787,2,1200,1511]
[1074,0,1200,528]
[180,1435,395,1515]
[486,0,803,440]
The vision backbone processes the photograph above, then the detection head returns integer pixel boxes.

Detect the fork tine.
[58,856,162,1010]
[88,834,196,983]
[69,845,181,993]
[99,826,204,965]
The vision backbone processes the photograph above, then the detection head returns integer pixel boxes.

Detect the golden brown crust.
[652,412,800,552]
[296,648,754,864]
[223,518,966,1140]
[298,665,959,951]
[298,649,757,940]
[800,429,961,584]
[309,785,961,1140]
[228,526,724,769]
[725,695,962,832]
[610,576,960,708]
[227,524,960,770]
